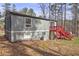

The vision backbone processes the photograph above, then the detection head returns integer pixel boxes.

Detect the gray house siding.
[5,11,56,42]
[10,14,50,42]
[11,15,25,41]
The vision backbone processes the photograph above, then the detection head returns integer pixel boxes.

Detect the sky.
[0,3,72,19]
[14,3,41,16]
[0,3,41,16]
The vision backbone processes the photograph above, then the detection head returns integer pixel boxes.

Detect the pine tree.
[12,4,16,12]
[2,3,11,11]
[2,3,11,17]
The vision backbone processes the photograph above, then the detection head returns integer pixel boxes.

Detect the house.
[5,11,56,42]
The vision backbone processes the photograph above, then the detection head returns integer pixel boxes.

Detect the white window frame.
[25,17,32,28]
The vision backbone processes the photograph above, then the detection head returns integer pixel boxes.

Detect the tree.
[67,3,79,36]
[50,3,64,25]
[26,8,36,16]
[20,8,28,14]
[39,3,49,18]
[72,3,78,36]
[12,4,16,12]
[2,3,11,11]
[2,3,11,17]
[19,8,36,16]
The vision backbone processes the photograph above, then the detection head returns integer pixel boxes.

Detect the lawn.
[0,36,79,56]
[58,37,79,45]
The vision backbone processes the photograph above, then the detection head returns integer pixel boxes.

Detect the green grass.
[72,37,79,45]
[58,37,79,45]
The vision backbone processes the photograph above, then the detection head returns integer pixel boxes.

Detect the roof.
[6,11,57,22]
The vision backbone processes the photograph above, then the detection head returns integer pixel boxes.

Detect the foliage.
[26,8,36,16]
[12,4,16,12]
[20,8,28,14]
[2,3,11,11]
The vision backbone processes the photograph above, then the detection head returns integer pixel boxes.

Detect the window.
[26,18,32,28]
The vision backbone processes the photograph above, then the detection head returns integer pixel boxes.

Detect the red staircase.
[49,26,73,40]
